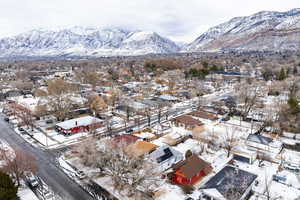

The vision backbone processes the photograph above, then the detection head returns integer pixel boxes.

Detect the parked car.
[18,127,26,134]
[273,175,286,184]
[125,128,133,133]
[43,191,54,200]
[27,132,34,137]
[27,174,39,188]
[46,119,53,124]
[185,198,194,200]
[4,117,9,122]
[284,163,300,172]
[76,170,86,180]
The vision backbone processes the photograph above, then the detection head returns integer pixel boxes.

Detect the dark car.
[185,198,194,200]
[125,129,133,133]
[4,117,9,122]
[46,119,53,124]
[272,175,286,183]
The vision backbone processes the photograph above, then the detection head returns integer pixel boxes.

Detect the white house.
[149,145,183,171]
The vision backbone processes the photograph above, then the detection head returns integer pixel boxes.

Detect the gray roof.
[149,145,182,164]
[247,134,273,145]
[202,165,257,200]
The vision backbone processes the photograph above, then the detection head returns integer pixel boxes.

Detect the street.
[0,115,94,200]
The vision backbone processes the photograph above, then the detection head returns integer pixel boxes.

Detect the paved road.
[0,115,93,200]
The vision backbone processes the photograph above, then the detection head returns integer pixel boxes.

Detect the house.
[171,115,204,130]
[200,165,257,200]
[163,132,191,146]
[125,141,158,157]
[159,94,178,102]
[149,145,183,171]
[188,111,219,121]
[111,134,140,147]
[246,134,282,155]
[55,116,103,135]
[232,146,257,164]
[171,155,212,185]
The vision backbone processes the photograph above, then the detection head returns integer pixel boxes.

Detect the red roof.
[112,134,140,146]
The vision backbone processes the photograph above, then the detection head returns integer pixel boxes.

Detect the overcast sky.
[0,0,299,42]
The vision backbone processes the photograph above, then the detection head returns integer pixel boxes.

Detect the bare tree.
[45,79,78,121]
[0,148,37,187]
[72,138,98,167]
[88,119,99,137]
[48,95,73,121]
[87,95,107,116]
[235,82,261,121]
[18,107,35,131]
[222,127,239,158]
[94,141,162,200]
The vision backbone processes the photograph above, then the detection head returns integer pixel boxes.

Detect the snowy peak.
[186,8,300,52]
[121,31,179,54]
[0,27,179,57]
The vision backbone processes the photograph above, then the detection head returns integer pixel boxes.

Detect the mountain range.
[185,8,300,52]
[0,8,300,57]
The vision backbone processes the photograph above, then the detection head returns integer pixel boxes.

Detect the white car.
[27,174,39,188]
[76,170,86,180]
[44,191,54,200]
[284,163,300,172]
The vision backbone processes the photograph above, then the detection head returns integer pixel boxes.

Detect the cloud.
[0,0,299,42]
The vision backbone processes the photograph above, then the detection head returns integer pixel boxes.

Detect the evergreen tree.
[278,68,286,81]
[288,97,300,115]
[293,66,298,75]
[185,150,193,159]
[0,171,18,200]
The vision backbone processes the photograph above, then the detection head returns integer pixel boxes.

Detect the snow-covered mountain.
[185,8,300,52]
[0,27,179,57]
[1,8,300,57]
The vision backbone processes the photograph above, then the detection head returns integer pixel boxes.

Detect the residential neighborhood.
[0,50,300,200]
[1,2,300,200]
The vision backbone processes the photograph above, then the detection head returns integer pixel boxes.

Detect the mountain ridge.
[1,8,300,57]
[184,8,300,52]
[0,27,179,57]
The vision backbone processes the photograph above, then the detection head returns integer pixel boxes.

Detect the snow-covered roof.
[149,145,183,164]
[8,96,40,112]
[201,165,257,200]
[159,95,178,101]
[247,134,273,145]
[56,116,102,130]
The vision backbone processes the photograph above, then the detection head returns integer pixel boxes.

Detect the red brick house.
[170,115,204,130]
[55,116,103,135]
[111,134,140,147]
[171,155,212,185]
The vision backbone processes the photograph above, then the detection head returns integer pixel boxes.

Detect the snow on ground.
[236,160,278,195]
[276,170,300,189]
[18,185,39,200]
[267,181,300,200]
[173,138,201,154]
[30,130,57,146]
[94,176,131,200]
[155,183,186,200]
[134,131,155,139]
[58,156,77,178]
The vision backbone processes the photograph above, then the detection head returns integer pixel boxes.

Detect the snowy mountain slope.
[0,27,179,57]
[185,8,300,52]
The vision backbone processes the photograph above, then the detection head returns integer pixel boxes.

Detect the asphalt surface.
[0,115,94,200]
